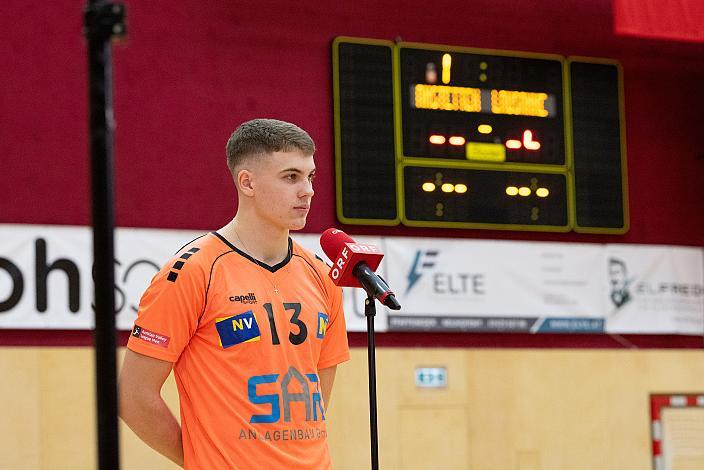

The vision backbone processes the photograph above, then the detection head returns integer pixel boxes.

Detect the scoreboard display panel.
[399,46,565,166]
[402,164,569,227]
[333,37,628,233]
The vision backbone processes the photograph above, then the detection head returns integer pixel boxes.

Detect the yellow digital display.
[466,142,506,162]
[402,47,563,168]
[412,84,552,118]
[441,53,452,84]
[491,90,549,117]
[413,84,481,112]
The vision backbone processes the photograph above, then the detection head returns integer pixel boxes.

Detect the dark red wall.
[2,0,703,245]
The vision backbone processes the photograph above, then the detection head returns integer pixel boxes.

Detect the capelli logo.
[229,293,258,304]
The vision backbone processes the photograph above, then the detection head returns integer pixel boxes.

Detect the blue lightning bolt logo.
[406,250,438,294]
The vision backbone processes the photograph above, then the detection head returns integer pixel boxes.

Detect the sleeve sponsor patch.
[131,325,171,348]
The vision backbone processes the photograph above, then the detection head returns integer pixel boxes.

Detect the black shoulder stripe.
[293,253,325,286]
[315,254,332,268]
[174,233,208,255]
[167,235,208,283]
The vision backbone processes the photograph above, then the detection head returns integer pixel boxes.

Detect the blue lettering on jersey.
[247,368,326,424]
[316,312,329,339]
[216,310,261,348]
[248,374,280,423]
[306,373,325,421]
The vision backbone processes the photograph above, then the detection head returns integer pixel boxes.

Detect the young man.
[119,119,350,469]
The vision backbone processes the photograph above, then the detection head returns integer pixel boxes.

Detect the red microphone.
[320,228,401,310]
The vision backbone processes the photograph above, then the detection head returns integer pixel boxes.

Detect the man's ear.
[237,169,255,197]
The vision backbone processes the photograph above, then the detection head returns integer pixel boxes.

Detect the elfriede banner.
[0,224,701,334]
[602,245,704,334]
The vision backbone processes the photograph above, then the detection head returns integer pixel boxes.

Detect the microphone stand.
[84,2,126,469]
[364,294,379,470]
[342,260,398,469]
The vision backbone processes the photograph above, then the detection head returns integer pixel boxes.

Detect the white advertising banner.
[384,237,606,333]
[0,225,383,333]
[602,245,704,334]
[0,224,702,334]
[0,224,201,330]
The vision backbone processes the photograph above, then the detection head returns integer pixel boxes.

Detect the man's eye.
[286,174,297,181]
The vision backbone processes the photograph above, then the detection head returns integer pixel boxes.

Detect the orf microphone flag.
[320,228,401,310]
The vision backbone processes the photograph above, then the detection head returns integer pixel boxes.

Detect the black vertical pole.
[84,2,125,469]
[365,296,379,470]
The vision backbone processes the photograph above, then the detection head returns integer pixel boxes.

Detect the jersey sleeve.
[317,274,350,370]
[127,253,207,362]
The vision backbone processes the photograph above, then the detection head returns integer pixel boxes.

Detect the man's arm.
[318,365,337,411]
[119,349,184,467]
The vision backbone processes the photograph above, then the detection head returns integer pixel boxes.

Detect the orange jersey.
[127,232,350,469]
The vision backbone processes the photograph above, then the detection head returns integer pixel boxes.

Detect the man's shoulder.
[291,239,331,272]
[291,239,340,292]
[160,232,235,281]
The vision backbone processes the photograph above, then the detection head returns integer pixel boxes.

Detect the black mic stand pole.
[84,2,126,469]
[352,264,399,469]
[364,294,380,470]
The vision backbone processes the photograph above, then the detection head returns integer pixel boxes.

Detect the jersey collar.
[211,232,293,273]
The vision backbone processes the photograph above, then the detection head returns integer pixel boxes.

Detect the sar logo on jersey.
[316,312,329,339]
[215,310,261,348]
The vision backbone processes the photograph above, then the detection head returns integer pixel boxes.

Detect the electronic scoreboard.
[332,37,628,233]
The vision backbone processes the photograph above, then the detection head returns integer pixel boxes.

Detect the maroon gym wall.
[1,0,702,347]
[2,0,703,244]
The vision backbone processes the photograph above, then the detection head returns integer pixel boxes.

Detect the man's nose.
[301,180,314,197]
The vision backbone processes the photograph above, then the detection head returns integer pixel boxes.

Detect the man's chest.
[195,262,332,355]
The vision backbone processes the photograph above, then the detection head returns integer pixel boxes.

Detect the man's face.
[244,150,316,231]
[609,262,626,290]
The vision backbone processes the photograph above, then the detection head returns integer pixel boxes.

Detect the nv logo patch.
[316,312,329,339]
[216,310,261,348]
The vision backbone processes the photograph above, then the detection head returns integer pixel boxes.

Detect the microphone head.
[320,228,354,261]
[319,228,384,288]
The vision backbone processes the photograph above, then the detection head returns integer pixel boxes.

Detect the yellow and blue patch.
[216,310,261,348]
[316,312,329,339]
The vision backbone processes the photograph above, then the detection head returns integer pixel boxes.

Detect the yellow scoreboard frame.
[332,37,628,234]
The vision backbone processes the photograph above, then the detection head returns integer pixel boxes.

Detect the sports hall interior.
[1,0,703,469]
